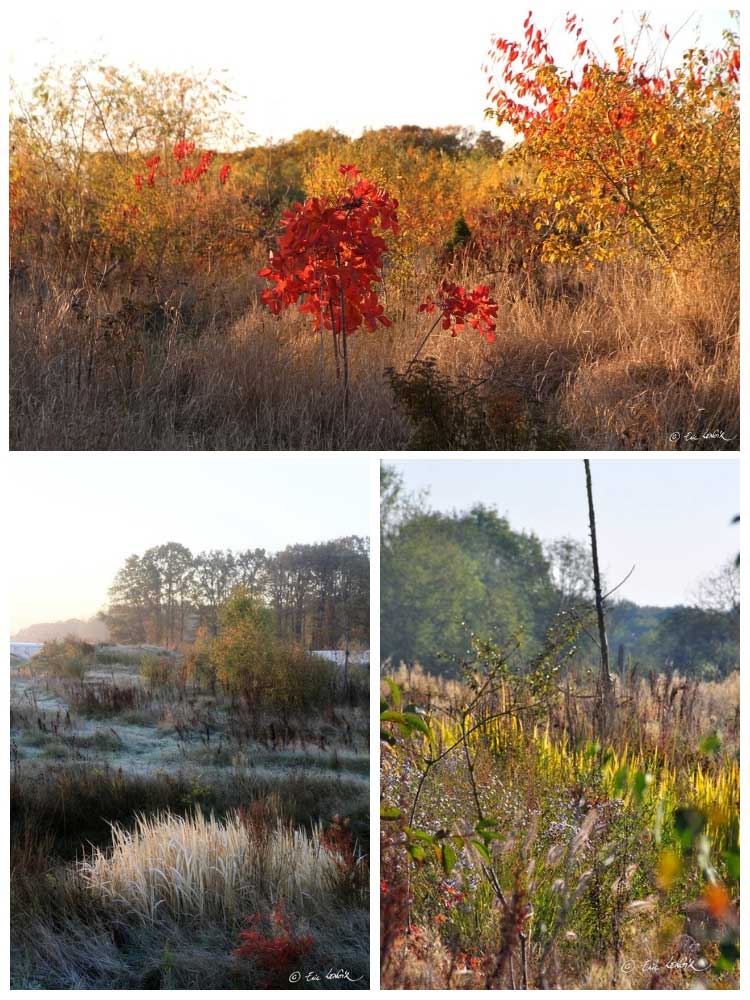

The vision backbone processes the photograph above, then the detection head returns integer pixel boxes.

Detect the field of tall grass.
[380,662,739,990]
[10,250,737,451]
[11,651,369,988]
[10,8,738,451]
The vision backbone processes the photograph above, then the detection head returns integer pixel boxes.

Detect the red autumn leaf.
[418,280,498,343]
[257,166,398,341]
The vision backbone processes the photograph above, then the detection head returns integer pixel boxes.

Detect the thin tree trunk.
[336,258,350,440]
[584,459,613,733]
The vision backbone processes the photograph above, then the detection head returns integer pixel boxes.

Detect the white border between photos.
[2,4,749,995]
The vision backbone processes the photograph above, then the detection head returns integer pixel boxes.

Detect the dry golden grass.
[10,251,738,450]
[384,664,740,760]
[80,807,339,925]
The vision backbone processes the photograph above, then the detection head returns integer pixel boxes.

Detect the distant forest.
[100,536,369,651]
[381,467,738,680]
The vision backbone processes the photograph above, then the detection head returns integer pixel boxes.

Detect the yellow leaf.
[657,849,681,891]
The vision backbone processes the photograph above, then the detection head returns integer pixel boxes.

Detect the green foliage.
[381,664,738,987]
[381,502,559,673]
[382,495,739,679]
[210,587,276,700]
[444,212,472,255]
[210,587,340,712]
[102,537,368,651]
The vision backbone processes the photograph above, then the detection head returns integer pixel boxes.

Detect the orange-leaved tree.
[485,12,739,269]
[105,138,236,279]
[258,164,399,434]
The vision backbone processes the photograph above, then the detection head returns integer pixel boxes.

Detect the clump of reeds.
[80,807,339,924]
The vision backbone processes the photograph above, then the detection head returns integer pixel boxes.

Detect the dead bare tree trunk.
[584,459,613,736]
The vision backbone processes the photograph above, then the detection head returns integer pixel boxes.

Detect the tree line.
[101,537,369,651]
[381,466,738,680]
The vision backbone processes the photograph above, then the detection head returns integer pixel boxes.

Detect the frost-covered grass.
[11,665,370,988]
[82,808,340,924]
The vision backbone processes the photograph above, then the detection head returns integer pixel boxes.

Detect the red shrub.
[419,280,498,342]
[234,902,313,987]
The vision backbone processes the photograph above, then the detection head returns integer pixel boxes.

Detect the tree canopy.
[101,536,369,651]
[381,465,738,679]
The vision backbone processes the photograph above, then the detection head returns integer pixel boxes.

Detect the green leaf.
[403,712,432,738]
[673,807,706,850]
[442,842,458,875]
[380,709,431,739]
[380,806,402,821]
[714,939,740,971]
[380,710,404,723]
[405,827,436,844]
[722,847,740,883]
[632,770,651,804]
[471,840,492,864]
[407,843,426,863]
[479,830,504,845]
[476,818,500,831]
[385,678,402,710]
[613,765,629,796]
[699,733,722,755]
[583,741,601,762]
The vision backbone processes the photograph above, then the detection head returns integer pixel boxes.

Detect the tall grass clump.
[80,808,340,924]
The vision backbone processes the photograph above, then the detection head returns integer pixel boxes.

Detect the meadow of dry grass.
[10,248,738,451]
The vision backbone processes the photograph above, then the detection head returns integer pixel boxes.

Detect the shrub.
[386,358,569,450]
[234,902,313,986]
[35,637,95,683]
[68,681,150,718]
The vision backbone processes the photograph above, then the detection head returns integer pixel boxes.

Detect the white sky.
[390,458,739,608]
[7,2,733,144]
[9,454,370,632]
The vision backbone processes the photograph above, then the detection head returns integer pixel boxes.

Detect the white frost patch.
[310,649,370,666]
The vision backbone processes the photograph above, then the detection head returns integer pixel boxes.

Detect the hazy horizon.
[388,458,739,609]
[9,3,733,145]
[9,455,370,633]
